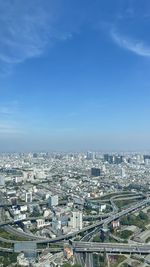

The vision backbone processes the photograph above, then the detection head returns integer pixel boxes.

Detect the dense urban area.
[0,152,150,266]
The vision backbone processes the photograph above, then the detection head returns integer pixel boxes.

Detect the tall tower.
[25,192,32,203]
[70,211,83,230]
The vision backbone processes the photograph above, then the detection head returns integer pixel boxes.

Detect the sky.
[0,0,150,152]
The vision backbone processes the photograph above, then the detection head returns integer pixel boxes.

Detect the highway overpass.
[0,198,150,244]
[73,241,150,254]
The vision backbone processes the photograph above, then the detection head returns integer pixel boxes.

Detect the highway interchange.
[0,197,149,244]
[0,191,150,266]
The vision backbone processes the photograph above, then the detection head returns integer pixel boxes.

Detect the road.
[0,198,149,244]
[76,227,101,267]
[0,191,150,267]
[0,191,147,243]
[73,241,150,254]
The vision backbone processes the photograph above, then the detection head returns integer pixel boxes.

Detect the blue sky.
[0,0,150,151]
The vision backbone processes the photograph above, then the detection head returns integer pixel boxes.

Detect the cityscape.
[0,152,150,266]
[1,0,150,266]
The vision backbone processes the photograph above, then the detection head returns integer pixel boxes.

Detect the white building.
[69,211,83,230]
[33,186,37,193]
[43,209,51,218]
[14,213,26,221]
[20,205,28,212]
[15,177,23,183]
[17,253,30,267]
[25,192,32,203]
[99,204,106,212]
[36,219,45,229]
[121,168,126,178]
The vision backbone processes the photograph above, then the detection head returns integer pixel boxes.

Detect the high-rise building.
[48,195,58,207]
[104,154,109,162]
[91,168,101,177]
[144,155,150,160]
[0,176,5,187]
[104,154,123,164]
[145,159,150,166]
[104,154,114,164]
[69,211,82,230]
[114,156,123,164]
[25,192,32,203]
[101,165,106,174]
[121,168,126,178]
[87,151,95,160]
[52,217,61,231]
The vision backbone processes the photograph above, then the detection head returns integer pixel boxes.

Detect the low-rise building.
[36,219,45,229]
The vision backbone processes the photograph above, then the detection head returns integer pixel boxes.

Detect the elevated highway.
[0,193,149,267]
[73,241,150,254]
[0,198,150,244]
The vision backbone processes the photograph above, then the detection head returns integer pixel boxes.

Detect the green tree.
[120,216,128,225]
[139,211,148,221]
[63,264,81,267]
[93,235,101,242]
[119,230,132,239]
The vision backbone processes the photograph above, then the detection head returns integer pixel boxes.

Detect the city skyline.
[0,0,150,151]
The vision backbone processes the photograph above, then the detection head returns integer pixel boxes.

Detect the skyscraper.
[48,195,58,207]
[91,168,101,177]
[69,211,83,230]
[87,151,95,160]
[0,176,5,187]
[25,192,32,203]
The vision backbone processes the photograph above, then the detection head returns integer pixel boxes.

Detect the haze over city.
[1,2,150,267]
[0,0,150,151]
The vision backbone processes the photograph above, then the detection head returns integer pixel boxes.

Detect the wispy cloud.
[111,29,150,57]
[0,0,72,73]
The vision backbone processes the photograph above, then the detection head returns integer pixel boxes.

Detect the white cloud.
[0,0,72,72]
[111,30,150,57]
